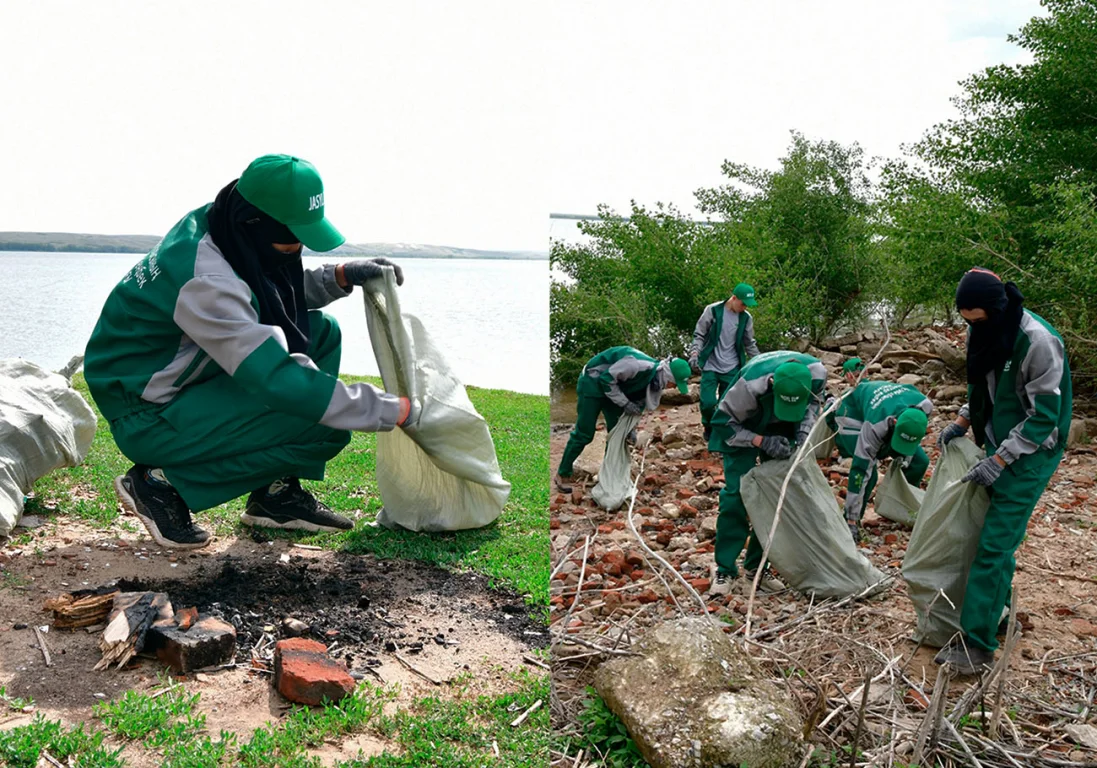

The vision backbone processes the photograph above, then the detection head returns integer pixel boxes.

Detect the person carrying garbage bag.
[688,283,761,442]
[933,267,1071,675]
[827,381,932,543]
[707,350,827,596]
[84,154,417,550]
[553,347,692,493]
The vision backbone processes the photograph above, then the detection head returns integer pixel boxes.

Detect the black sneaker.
[934,638,994,676]
[114,466,210,549]
[240,478,353,532]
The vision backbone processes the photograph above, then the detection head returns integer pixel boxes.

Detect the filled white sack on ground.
[901,438,990,648]
[874,465,925,527]
[741,421,887,599]
[591,412,642,512]
[0,359,97,536]
[362,270,511,532]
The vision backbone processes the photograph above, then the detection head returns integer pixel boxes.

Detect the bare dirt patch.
[0,520,545,750]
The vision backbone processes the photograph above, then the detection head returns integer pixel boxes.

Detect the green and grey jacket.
[84,205,402,432]
[576,346,674,411]
[690,300,760,373]
[958,309,1072,464]
[830,381,933,518]
[710,350,826,451]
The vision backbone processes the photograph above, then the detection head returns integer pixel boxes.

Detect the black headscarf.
[955,267,1025,383]
[206,180,311,354]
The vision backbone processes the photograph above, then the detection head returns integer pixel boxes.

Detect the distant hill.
[0,232,547,260]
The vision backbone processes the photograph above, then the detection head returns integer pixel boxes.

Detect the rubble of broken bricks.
[550,325,1097,766]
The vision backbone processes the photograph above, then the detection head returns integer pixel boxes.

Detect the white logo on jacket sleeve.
[308,193,324,211]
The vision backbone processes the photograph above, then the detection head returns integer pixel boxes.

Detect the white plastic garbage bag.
[740,420,887,599]
[874,465,925,527]
[362,271,511,532]
[901,439,990,648]
[591,412,642,512]
[0,359,97,536]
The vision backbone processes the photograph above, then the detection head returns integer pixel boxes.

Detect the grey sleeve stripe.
[175,274,286,377]
[719,376,765,447]
[141,336,203,403]
[321,380,403,432]
[691,306,715,355]
[997,326,1066,463]
[604,357,653,407]
[854,420,888,464]
[303,264,351,310]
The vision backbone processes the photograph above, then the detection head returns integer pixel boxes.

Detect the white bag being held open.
[362,271,511,532]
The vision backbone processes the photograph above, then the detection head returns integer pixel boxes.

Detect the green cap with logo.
[669,357,692,394]
[237,154,345,252]
[772,361,813,422]
[842,357,865,375]
[733,282,758,307]
[891,408,928,456]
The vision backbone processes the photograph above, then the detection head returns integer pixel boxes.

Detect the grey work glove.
[962,455,1004,487]
[758,435,792,459]
[342,258,405,286]
[623,401,644,416]
[688,354,700,373]
[937,421,968,451]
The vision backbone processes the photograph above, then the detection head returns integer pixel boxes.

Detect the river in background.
[0,252,548,395]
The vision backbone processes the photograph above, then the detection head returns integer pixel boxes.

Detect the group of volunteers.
[85,154,416,551]
[554,271,1071,676]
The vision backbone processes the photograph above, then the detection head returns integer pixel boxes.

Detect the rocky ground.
[550,326,1097,767]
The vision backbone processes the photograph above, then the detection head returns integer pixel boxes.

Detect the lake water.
[0,252,549,395]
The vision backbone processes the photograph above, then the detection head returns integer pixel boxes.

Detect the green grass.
[0,673,548,767]
[27,374,549,605]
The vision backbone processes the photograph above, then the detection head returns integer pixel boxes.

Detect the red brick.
[630,570,645,581]
[624,551,645,567]
[571,488,583,504]
[274,638,355,705]
[676,488,693,499]
[597,524,615,534]
[689,578,711,592]
[655,531,673,546]
[636,590,659,604]
[884,533,898,544]
[602,550,626,566]
[678,503,698,518]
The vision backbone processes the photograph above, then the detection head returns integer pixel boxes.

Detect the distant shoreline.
[0,233,548,260]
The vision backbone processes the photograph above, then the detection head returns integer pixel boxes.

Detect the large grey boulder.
[593,618,804,768]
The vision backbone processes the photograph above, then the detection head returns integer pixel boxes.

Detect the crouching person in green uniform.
[828,381,932,543]
[934,268,1071,675]
[707,351,827,596]
[553,347,692,493]
[689,282,761,442]
[84,154,417,549]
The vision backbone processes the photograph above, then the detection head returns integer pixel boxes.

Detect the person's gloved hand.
[848,522,860,545]
[688,353,700,373]
[937,421,968,451]
[962,455,1004,487]
[342,258,405,287]
[759,435,792,459]
[623,401,644,416]
[397,397,420,428]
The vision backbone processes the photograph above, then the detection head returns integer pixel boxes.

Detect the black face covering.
[955,267,1024,383]
[206,180,311,354]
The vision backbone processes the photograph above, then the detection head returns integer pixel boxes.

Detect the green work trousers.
[109,311,352,512]
[960,446,1062,652]
[834,434,930,521]
[715,447,766,577]
[557,394,624,477]
[700,370,739,431]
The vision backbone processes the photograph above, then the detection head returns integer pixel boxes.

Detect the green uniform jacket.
[84,206,402,432]
[831,381,933,514]
[959,310,1072,464]
[709,350,826,452]
[576,346,671,411]
[691,301,759,371]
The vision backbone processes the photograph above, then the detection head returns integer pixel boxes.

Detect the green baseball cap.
[669,357,692,394]
[772,361,813,422]
[891,408,928,456]
[733,282,758,307]
[842,357,865,375]
[237,154,345,252]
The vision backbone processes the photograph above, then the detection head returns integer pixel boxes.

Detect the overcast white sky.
[1,1,1042,252]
